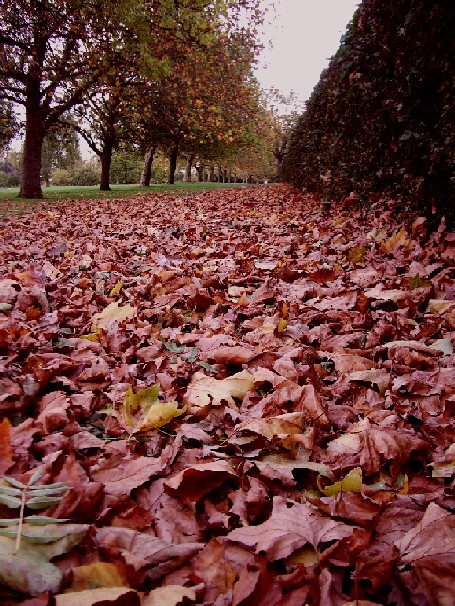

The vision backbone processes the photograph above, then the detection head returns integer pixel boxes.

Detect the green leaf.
[185,347,199,363]
[26,487,69,498]
[162,340,186,354]
[1,477,25,490]
[0,495,21,509]
[0,528,18,538]
[408,273,431,290]
[25,497,62,509]
[0,520,19,527]
[28,468,45,486]
[24,516,70,525]
[0,485,22,498]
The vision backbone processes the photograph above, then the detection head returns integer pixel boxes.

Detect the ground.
[0,184,454,605]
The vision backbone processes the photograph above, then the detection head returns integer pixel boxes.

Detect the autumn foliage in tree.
[0,0,265,196]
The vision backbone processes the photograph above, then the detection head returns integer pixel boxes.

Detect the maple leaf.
[55,587,140,605]
[379,227,411,254]
[226,495,356,560]
[395,502,455,606]
[105,384,186,434]
[183,370,255,418]
[91,301,137,330]
[164,460,237,502]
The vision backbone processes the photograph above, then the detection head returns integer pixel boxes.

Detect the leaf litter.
[0,184,454,604]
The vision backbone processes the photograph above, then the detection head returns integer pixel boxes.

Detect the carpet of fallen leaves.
[0,184,454,606]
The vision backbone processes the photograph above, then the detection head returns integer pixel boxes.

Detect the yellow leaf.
[91,302,137,330]
[286,546,318,568]
[80,327,104,342]
[110,384,186,433]
[135,400,186,432]
[277,318,288,333]
[348,245,366,265]
[380,228,410,254]
[70,562,127,591]
[109,281,123,297]
[320,467,363,497]
[398,473,409,495]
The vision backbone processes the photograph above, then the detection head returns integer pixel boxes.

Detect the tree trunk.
[196,164,204,182]
[140,147,155,186]
[168,145,178,184]
[209,163,215,182]
[100,142,114,191]
[183,154,195,182]
[217,165,223,183]
[19,97,45,199]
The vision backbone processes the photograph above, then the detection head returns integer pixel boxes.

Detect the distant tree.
[41,124,82,187]
[0,100,19,149]
[1,0,230,197]
[110,150,143,184]
[135,5,264,184]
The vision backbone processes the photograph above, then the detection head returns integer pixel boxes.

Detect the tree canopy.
[1,0,266,196]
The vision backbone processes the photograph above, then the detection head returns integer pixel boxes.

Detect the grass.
[0,182,252,218]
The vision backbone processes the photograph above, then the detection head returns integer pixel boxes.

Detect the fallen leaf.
[165,461,237,502]
[320,467,363,497]
[107,384,186,433]
[226,495,356,560]
[0,537,62,596]
[183,370,254,418]
[55,587,139,606]
[70,562,128,591]
[92,302,137,330]
[142,585,196,606]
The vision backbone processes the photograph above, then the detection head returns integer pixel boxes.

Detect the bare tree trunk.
[183,153,195,182]
[19,86,45,198]
[168,144,178,184]
[196,164,204,182]
[208,162,215,182]
[100,141,114,191]
[217,165,223,183]
[140,147,155,186]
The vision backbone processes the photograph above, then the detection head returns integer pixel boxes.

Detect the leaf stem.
[14,488,26,553]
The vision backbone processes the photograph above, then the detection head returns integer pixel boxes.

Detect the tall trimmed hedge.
[283,0,454,225]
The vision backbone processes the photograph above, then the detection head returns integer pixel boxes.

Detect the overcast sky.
[254,0,360,103]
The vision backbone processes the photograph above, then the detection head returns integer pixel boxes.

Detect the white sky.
[255,0,360,103]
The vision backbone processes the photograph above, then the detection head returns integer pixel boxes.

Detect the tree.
[134,3,265,184]
[0,0,132,197]
[0,100,19,150]
[1,0,219,197]
[41,123,82,186]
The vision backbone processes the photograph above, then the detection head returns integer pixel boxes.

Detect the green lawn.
[0,182,252,218]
